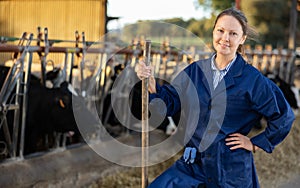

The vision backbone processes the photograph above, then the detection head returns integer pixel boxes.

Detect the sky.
[106,0,210,30]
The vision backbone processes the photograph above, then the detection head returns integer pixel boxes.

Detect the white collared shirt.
[211,54,237,89]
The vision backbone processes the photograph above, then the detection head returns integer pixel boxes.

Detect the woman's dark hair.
[213,7,258,54]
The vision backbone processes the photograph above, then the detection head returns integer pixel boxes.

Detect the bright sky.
[107,0,210,30]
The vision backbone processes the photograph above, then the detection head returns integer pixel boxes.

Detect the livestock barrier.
[0,30,298,182]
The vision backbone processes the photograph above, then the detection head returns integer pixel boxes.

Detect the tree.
[195,0,299,48]
[186,17,214,40]
[123,0,299,49]
[196,0,235,15]
[241,0,291,47]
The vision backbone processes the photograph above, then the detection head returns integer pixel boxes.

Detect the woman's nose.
[222,32,229,41]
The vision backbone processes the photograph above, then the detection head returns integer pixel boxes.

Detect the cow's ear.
[53,67,61,73]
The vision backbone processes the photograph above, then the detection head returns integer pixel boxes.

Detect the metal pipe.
[19,51,33,159]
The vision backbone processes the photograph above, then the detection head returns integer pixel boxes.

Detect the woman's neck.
[215,54,236,70]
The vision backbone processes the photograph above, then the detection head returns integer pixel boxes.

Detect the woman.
[136,8,295,187]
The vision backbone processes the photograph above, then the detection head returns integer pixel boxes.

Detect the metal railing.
[0,32,297,163]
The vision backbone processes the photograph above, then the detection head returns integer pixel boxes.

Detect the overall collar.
[198,53,245,95]
[211,54,237,73]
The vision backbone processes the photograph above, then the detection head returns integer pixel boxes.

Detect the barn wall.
[0,0,106,40]
[0,0,107,65]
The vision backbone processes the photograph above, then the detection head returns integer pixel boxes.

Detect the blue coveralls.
[148,53,295,188]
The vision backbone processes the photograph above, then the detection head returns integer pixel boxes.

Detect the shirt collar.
[211,54,237,72]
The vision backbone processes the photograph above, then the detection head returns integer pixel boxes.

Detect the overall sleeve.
[250,75,295,153]
[149,81,181,117]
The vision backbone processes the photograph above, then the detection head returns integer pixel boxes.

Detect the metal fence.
[0,32,298,163]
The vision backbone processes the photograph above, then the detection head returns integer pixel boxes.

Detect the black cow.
[101,64,122,127]
[266,74,299,109]
[99,63,179,136]
[24,78,76,154]
[0,65,99,156]
[0,66,15,158]
[130,79,180,135]
[44,67,66,88]
[24,74,100,154]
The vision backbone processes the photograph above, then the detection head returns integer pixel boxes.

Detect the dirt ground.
[86,113,300,188]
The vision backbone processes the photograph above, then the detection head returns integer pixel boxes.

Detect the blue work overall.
[148,53,294,188]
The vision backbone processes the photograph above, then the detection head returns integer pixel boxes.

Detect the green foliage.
[241,0,291,47]
[197,0,235,15]
[120,0,299,49]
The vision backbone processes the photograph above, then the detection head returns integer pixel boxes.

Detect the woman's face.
[213,15,247,58]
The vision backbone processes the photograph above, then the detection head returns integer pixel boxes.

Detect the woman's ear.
[241,35,247,44]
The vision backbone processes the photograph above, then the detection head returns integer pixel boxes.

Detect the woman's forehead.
[215,15,243,31]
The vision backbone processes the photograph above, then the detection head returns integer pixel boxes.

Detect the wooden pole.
[141,40,151,188]
[288,0,298,50]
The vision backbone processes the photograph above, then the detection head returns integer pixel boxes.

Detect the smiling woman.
[212,15,247,69]
[106,0,209,30]
[135,7,295,187]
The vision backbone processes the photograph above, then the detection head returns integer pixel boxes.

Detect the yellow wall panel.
[0,0,106,65]
[0,0,106,41]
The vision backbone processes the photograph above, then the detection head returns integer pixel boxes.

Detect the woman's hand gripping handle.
[135,60,157,93]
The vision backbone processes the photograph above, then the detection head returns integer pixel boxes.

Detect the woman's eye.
[217,29,223,33]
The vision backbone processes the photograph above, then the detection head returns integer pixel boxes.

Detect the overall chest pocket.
[225,95,251,122]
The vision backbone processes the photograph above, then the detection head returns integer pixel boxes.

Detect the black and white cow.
[266,74,299,110]
[24,77,77,154]
[97,62,180,136]
[0,65,99,156]
[44,67,66,88]
[24,72,101,154]
[129,78,179,135]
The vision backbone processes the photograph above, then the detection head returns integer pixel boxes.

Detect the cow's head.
[51,81,79,133]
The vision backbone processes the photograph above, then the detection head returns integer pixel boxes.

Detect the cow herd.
[0,65,101,158]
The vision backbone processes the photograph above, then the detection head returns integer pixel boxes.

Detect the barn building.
[0,0,117,66]
[0,0,107,40]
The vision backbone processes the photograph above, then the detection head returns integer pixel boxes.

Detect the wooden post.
[288,0,298,50]
[287,0,298,84]
[141,40,151,188]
